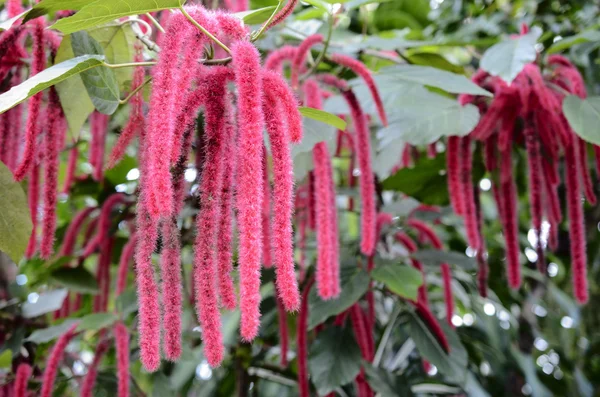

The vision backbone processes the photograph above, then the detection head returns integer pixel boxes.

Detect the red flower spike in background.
[13,363,32,397]
[40,324,79,397]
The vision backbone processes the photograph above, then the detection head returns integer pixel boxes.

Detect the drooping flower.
[40,323,79,397]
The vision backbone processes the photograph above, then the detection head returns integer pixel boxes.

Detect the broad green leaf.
[50,266,99,294]
[308,266,370,329]
[0,54,105,114]
[234,6,277,25]
[412,249,477,271]
[371,261,422,300]
[292,116,336,158]
[76,312,118,331]
[363,364,412,397]
[0,350,11,369]
[26,319,79,344]
[299,107,347,130]
[115,288,138,317]
[547,30,600,54]
[373,135,405,179]
[0,163,32,263]
[292,150,314,181]
[302,0,331,13]
[409,311,468,384]
[378,65,492,97]
[71,31,120,114]
[295,7,326,21]
[22,289,68,318]
[480,26,542,83]
[51,0,182,34]
[25,0,89,21]
[308,327,362,395]
[0,10,28,31]
[563,95,600,145]
[511,347,552,397]
[344,0,392,10]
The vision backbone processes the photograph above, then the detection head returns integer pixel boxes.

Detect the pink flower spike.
[446,136,464,215]
[291,34,323,88]
[232,41,266,341]
[264,45,297,73]
[116,233,137,297]
[80,340,110,397]
[499,149,521,289]
[262,149,273,269]
[40,323,79,397]
[263,71,303,143]
[89,112,109,182]
[263,70,301,310]
[406,219,443,249]
[261,0,298,32]
[160,220,182,361]
[331,53,388,126]
[524,125,546,274]
[60,207,95,256]
[25,162,40,259]
[441,263,454,328]
[303,79,323,110]
[414,302,450,353]
[62,146,79,194]
[13,363,32,397]
[114,321,130,397]
[577,138,596,205]
[459,136,481,251]
[83,193,127,257]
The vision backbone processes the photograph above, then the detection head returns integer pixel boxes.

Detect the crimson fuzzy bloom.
[60,207,95,257]
[114,321,130,397]
[80,340,110,397]
[262,150,273,269]
[13,363,32,397]
[459,136,481,250]
[233,41,266,341]
[40,323,79,397]
[446,136,464,215]
[117,234,137,296]
[25,162,40,259]
[499,150,521,289]
[524,126,546,273]
[62,146,79,193]
[414,302,450,353]
[83,193,127,257]
[161,220,183,360]
[291,34,324,88]
[264,45,297,73]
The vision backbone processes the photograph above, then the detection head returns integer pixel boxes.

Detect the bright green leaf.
[302,0,331,13]
[480,26,542,83]
[0,350,11,369]
[547,30,600,54]
[299,107,347,130]
[412,249,477,271]
[0,163,32,263]
[234,6,277,25]
[50,266,99,294]
[372,261,422,300]
[22,289,68,318]
[25,0,89,21]
[563,95,600,146]
[308,266,370,329]
[0,54,105,114]
[76,312,118,332]
[51,0,182,34]
[71,31,120,114]
[308,327,362,395]
[26,319,79,344]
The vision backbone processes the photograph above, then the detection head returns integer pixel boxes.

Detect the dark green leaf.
[412,249,477,271]
[22,289,68,318]
[562,95,600,146]
[308,327,362,395]
[50,266,99,294]
[372,261,422,300]
[76,312,118,331]
[408,311,468,384]
[480,26,542,83]
[51,0,182,34]
[26,319,79,344]
[0,163,32,263]
[363,363,412,397]
[71,31,120,114]
[115,288,138,317]
[299,107,347,130]
[308,266,370,329]
[0,55,105,114]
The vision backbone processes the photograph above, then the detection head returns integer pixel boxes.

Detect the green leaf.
[234,6,277,25]
[115,288,138,317]
[408,311,468,384]
[547,30,600,54]
[0,350,11,369]
[480,26,542,83]
[378,65,492,97]
[25,0,89,21]
[26,319,79,344]
[22,289,68,318]
[371,261,422,300]
[363,363,412,397]
[71,31,120,114]
[0,10,28,31]
[562,95,600,145]
[412,249,477,271]
[302,0,331,13]
[0,163,32,263]
[0,55,105,114]
[308,266,370,329]
[50,266,99,294]
[76,312,118,332]
[51,0,182,34]
[295,7,326,21]
[308,327,362,395]
[292,116,337,158]
[299,107,347,130]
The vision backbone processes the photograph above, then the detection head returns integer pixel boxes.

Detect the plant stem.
[302,12,334,79]
[145,12,165,33]
[252,1,284,42]
[179,5,232,55]
[373,305,401,367]
[119,77,152,104]
[104,61,157,69]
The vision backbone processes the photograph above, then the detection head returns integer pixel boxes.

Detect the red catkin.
[233,41,266,341]
[343,90,377,256]
[331,53,388,127]
[89,112,109,182]
[263,70,301,310]
[116,234,137,296]
[13,363,32,397]
[459,136,481,250]
[114,321,130,397]
[83,193,127,257]
[499,149,521,289]
[161,220,183,360]
[577,138,596,205]
[303,78,323,110]
[40,323,78,397]
[25,162,40,259]
[40,89,63,259]
[446,136,465,215]
[264,45,297,73]
[524,125,546,274]
[13,20,45,181]
[564,143,588,303]
[276,296,289,367]
[441,263,454,327]
[350,304,373,361]
[414,302,450,353]
[297,277,314,397]
[262,149,273,269]
[313,142,340,299]
[80,340,110,397]
[60,207,95,256]
[62,146,78,194]
[291,34,324,88]
[93,237,113,313]
[262,0,298,32]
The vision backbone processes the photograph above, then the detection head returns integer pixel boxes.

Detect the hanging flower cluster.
[448,29,594,303]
